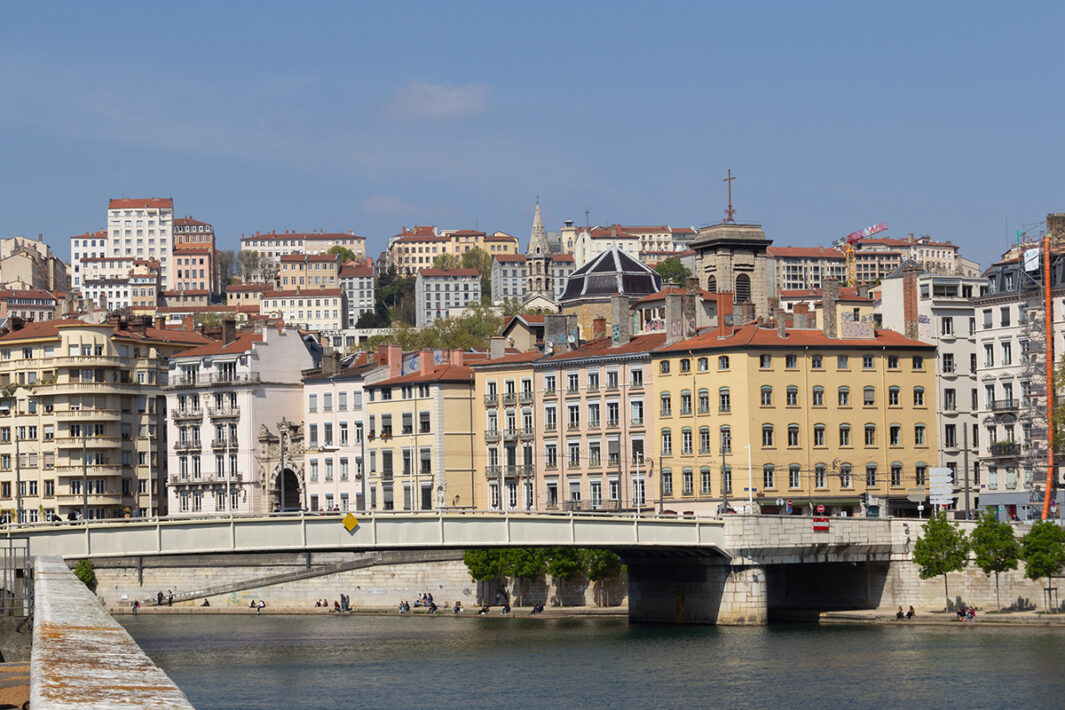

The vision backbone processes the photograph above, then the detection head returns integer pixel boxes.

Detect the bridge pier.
[627,555,767,625]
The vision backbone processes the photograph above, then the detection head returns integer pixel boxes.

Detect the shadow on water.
[122,614,1065,710]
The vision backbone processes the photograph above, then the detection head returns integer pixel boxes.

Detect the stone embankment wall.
[32,556,193,708]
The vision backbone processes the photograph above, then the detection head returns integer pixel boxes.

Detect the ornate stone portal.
[257,417,306,512]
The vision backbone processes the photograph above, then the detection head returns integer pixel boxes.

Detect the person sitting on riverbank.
[201,599,210,607]
[956,608,967,621]
[531,601,544,614]
[132,600,139,615]
[906,606,915,619]
[250,600,257,609]
[966,606,976,622]
[453,601,463,614]
[334,600,341,612]
[478,603,489,615]
[428,601,438,614]
[896,606,904,620]
[501,603,511,616]
[257,600,266,614]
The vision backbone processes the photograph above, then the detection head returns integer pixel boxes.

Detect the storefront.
[978,491,1065,521]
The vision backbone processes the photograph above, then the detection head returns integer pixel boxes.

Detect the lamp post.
[147,425,153,519]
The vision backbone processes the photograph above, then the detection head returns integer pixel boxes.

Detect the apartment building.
[881,264,987,513]
[278,253,340,290]
[239,230,366,263]
[571,226,641,268]
[653,319,938,517]
[767,246,846,294]
[173,246,213,294]
[302,353,374,512]
[973,241,1065,520]
[414,269,481,328]
[225,283,268,309]
[0,236,68,292]
[339,262,375,326]
[79,257,136,310]
[106,198,175,289]
[491,254,527,303]
[363,350,478,511]
[622,226,674,255]
[533,334,661,512]
[0,290,59,323]
[260,289,346,331]
[129,260,161,313]
[69,229,110,290]
[387,227,517,277]
[0,318,209,521]
[165,326,317,516]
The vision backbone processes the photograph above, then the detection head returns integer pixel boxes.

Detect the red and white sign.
[844,222,887,245]
[816,504,825,514]
[813,517,831,533]
[787,499,793,508]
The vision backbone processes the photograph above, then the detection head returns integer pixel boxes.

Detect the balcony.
[587,420,601,430]
[991,442,1021,457]
[56,408,123,422]
[518,391,534,405]
[991,399,1019,412]
[486,465,502,479]
[501,392,517,406]
[543,423,557,433]
[545,461,558,471]
[628,381,642,391]
[55,435,120,449]
[170,408,203,421]
[606,419,620,429]
[54,464,123,477]
[49,355,126,368]
[483,393,498,407]
[586,384,599,394]
[630,417,644,427]
[519,427,535,440]
[208,407,240,418]
[544,386,557,397]
[211,439,237,450]
[174,439,202,451]
[485,429,501,443]
[55,493,125,506]
[607,455,620,468]
[604,383,619,393]
[166,373,262,390]
[567,422,581,431]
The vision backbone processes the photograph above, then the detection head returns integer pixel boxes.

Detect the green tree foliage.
[971,510,1020,610]
[214,250,239,287]
[654,257,692,285]
[462,549,502,581]
[546,547,583,581]
[581,549,622,581]
[912,511,970,609]
[1021,520,1065,609]
[499,548,547,579]
[359,303,507,352]
[73,559,97,591]
[432,253,462,270]
[327,245,359,263]
[461,247,494,297]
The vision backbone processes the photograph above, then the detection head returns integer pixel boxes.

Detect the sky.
[1,1,1063,269]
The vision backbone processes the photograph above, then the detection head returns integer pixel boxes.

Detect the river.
[122,614,1065,709]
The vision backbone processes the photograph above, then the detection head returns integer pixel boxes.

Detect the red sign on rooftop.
[844,222,887,245]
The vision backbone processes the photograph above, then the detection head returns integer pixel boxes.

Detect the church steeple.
[528,196,548,256]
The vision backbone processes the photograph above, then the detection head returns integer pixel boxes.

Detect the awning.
[979,491,1065,506]
[786,497,860,507]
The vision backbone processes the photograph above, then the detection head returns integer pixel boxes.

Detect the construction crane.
[834,222,887,286]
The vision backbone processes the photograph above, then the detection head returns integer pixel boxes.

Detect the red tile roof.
[418,268,480,277]
[162,289,209,296]
[633,286,716,304]
[369,362,475,387]
[262,288,343,298]
[448,230,486,237]
[173,245,213,254]
[0,319,210,345]
[657,325,931,353]
[176,333,264,358]
[470,350,544,367]
[339,264,374,277]
[767,246,846,259]
[240,231,364,242]
[280,253,340,263]
[226,284,268,292]
[779,287,869,300]
[394,234,451,244]
[494,254,527,263]
[551,254,575,263]
[70,229,108,240]
[109,198,173,210]
[173,218,211,227]
[542,333,668,361]
[484,234,518,242]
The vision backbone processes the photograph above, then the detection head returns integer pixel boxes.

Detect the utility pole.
[147,424,153,519]
[81,428,87,521]
[279,423,286,513]
[14,436,21,525]
[962,426,971,520]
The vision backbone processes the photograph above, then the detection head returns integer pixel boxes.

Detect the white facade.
[491,256,527,304]
[260,290,347,331]
[339,265,375,325]
[69,230,109,290]
[165,327,316,516]
[106,199,175,289]
[414,269,481,328]
[302,365,373,512]
[571,229,641,269]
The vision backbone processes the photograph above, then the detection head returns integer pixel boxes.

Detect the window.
[762,425,774,447]
[889,424,901,446]
[718,356,730,370]
[815,464,827,488]
[701,467,712,494]
[720,426,732,454]
[698,389,710,414]
[888,355,899,369]
[942,353,954,373]
[787,424,799,447]
[839,424,851,447]
[682,468,693,495]
[763,464,775,489]
[913,387,925,406]
[863,387,875,406]
[721,465,732,493]
[945,424,957,448]
[864,424,876,446]
[944,389,956,411]
[697,357,708,371]
[699,427,710,455]
[682,429,693,455]
[1002,342,1012,366]
[786,386,798,406]
[785,354,797,369]
[891,463,902,487]
[941,317,953,336]
[719,388,731,412]
[916,464,927,486]
[813,424,825,447]
[838,386,850,406]
[812,386,824,407]
[912,356,924,370]
[862,355,874,370]
[866,464,877,487]
[660,361,670,374]
[888,386,900,406]
[760,354,771,368]
[811,354,823,369]
[789,464,800,489]
[660,393,672,416]
[680,391,692,415]
[840,464,852,488]
[662,469,673,496]
[680,358,691,373]
[661,429,672,455]
[837,355,848,369]
[760,386,773,406]
[914,424,926,445]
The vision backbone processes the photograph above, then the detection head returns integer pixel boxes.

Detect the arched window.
[720,426,732,453]
[913,387,925,406]
[682,467,694,494]
[891,462,902,486]
[762,463,775,489]
[698,357,709,371]
[760,385,773,406]
[680,358,691,373]
[660,393,672,416]
[815,463,827,488]
[700,466,712,494]
[840,463,853,488]
[681,428,693,455]
[813,423,826,447]
[839,424,851,447]
[699,426,710,454]
[914,423,926,445]
[864,423,876,446]
[888,386,900,406]
[789,464,801,489]
[698,389,710,413]
[838,386,850,406]
[812,385,825,406]
[661,428,672,455]
[762,424,774,447]
[707,275,717,293]
[863,386,876,406]
[719,387,731,412]
[787,424,799,447]
[786,385,798,406]
[736,273,751,303]
[865,463,877,486]
[660,360,671,374]
[718,355,730,370]
[680,390,692,415]
[889,423,901,446]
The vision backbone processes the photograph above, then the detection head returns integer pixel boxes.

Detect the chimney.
[902,264,920,340]
[376,344,387,365]
[489,336,505,360]
[685,276,700,295]
[154,315,166,330]
[665,293,684,345]
[222,318,237,345]
[420,349,435,376]
[716,292,735,338]
[776,317,787,338]
[182,314,194,332]
[387,344,403,379]
[449,349,465,366]
[792,302,809,329]
[543,314,574,352]
[592,316,607,341]
[822,279,840,339]
[610,294,631,344]
[322,350,341,376]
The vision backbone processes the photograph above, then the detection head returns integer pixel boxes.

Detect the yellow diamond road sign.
[342,514,359,532]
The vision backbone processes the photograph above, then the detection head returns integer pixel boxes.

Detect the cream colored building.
[260,289,346,331]
[107,198,175,289]
[0,318,209,521]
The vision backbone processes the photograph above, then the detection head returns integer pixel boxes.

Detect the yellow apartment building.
[363,351,478,511]
[0,318,209,521]
[653,324,938,517]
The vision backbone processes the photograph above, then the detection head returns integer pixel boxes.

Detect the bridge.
[3,512,913,625]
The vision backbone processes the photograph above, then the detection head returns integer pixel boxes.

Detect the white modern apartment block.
[165,326,317,516]
[414,269,481,328]
[491,254,527,303]
[260,289,346,331]
[302,355,376,512]
[339,263,375,325]
[973,243,1065,520]
[881,264,987,512]
[69,230,109,290]
[107,198,175,289]
[571,226,641,268]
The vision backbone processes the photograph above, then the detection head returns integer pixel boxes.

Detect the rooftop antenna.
[723,169,736,224]
[585,208,590,228]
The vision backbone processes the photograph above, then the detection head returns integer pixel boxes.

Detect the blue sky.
[1,1,1062,268]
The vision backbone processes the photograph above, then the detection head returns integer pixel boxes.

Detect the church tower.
[526,198,552,300]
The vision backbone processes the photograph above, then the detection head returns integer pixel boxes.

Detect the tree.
[432,253,461,270]
[581,549,622,582]
[214,249,239,288]
[1021,520,1065,611]
[499,548,547,606]
[73,559,97,592]
[238,250,263,283]
[971,510,1020,610]
[461,247,494,297]
[462,549,502,581]
[654,257,692,285]
[911,511,970,609]
[546,547,583,581]
[328,245,359,263]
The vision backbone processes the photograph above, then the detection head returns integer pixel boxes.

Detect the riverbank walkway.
[821,608,1065,627]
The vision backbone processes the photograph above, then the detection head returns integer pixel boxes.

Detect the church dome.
[560,247,663,301]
